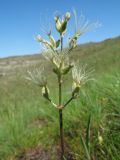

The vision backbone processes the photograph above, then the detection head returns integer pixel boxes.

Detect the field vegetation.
[0,36,120,160]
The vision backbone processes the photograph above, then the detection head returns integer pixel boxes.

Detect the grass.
[0,36,120,159]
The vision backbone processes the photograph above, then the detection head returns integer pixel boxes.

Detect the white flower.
[26,67,47,87]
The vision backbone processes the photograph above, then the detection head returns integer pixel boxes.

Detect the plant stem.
[64,97,74,108]
[58,75,64,160]
[59,35,64,160]
[61,35,63,52]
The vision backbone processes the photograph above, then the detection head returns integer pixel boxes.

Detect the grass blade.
[86,114,91,153]
[80,134,91,160]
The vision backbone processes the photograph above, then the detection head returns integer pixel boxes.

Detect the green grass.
[0,36,120,159]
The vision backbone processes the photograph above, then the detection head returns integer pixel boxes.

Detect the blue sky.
[0,0,120,57]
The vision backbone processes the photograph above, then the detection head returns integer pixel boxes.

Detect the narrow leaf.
[86,114,91,153]
[56,39,60,48]
[63,156,67,160]
[80,134,91,160]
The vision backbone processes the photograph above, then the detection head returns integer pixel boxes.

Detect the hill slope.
[0,36,120,76]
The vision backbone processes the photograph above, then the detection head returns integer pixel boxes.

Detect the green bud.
[65,12,71,21]
[36,35,43,42]
[69,38,77,50]
[54,16,62,33]
[69,33,79,50]
[54,12,70,36]
[60,12,71,36]
[72,82,80,98]
[74,33,79,40]
[42,86,50,100]
[48,31,58,48]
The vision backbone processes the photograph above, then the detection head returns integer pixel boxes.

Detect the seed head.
[73,9,101,37]
[26,67,47,87]
[72,62,93,98]
[68,10,101,50]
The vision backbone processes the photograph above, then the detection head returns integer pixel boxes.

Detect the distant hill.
[0,36,120,76]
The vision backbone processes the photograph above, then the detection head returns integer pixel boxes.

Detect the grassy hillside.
[0,36,120,160]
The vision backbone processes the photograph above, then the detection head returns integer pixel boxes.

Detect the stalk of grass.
[80,114,91,160]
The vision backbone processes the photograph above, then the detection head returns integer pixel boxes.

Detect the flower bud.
[69,33,79,50]
[42,86,50,100]
[60,21,67,36]
[54,12,70,36]
[36,35,43,42]
[54,16,62,33]
[48,32,60,48]
[65,12,71,21]
[69,38,77,50]
[48,31,56,48]
[74,33,79,40]
[72,82,80,98]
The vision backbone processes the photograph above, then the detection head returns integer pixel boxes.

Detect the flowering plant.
[26,10,100,160]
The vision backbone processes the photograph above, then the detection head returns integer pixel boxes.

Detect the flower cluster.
[25,10,101,160]
[27,10,99,103]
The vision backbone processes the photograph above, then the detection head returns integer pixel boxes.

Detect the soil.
[17,147,51,160]
[17,145,76,160]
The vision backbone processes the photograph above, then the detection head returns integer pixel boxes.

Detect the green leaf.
[53,68,60,76]
[61,21,67,35]
[80,134,91,160]
[63,156,67,160]
[62,65,73,75]
[56,39,60,48]
[86,114,91,153]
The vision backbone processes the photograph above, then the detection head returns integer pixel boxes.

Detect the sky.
[0,0,120,58]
